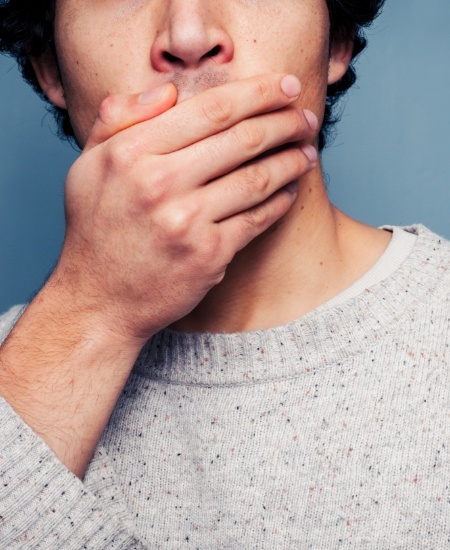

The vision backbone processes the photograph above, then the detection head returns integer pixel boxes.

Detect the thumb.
[84,83,178,152]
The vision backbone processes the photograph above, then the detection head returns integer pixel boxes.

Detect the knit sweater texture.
[0,225,449,549]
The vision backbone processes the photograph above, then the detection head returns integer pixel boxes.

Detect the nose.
[150,1,234,72]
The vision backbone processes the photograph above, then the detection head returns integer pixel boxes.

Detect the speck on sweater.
[1,225,449,549]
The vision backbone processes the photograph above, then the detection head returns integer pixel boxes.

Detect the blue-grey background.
[0,0,449,313]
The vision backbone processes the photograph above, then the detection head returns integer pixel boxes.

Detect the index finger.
[84,83,178,152]
[126,74,302,155]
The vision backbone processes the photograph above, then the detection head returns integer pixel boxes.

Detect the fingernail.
[303,109,319,131]
[285,181,298,194]
[139,84,168,105]
[301,144,318,163]
[281,75,301,99]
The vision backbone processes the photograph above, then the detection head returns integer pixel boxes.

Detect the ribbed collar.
[134,226,449,386]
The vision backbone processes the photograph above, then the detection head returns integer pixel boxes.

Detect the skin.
[0,0,390,477]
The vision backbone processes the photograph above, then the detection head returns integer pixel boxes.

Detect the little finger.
[217,184,299,257]
[201,145,317,222]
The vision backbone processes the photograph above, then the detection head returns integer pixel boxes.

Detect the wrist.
[40,269,151,353]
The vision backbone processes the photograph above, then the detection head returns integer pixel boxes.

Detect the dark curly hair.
[0,0,385,150]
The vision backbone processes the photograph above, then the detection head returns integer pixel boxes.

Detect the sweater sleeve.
[0,304,24,344]
[0,308,148,549]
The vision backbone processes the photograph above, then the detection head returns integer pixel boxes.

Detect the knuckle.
[134,170,170,210]
[237,122,265,152]
[243,163,270,195]
[201,91,233,126]
[163,203,199,240]
[241,194,292,234]
[254,77,272,108]
[245,204,270,229]
[285,147,305,173]
[104,139,138,171]
[97,95,120,127]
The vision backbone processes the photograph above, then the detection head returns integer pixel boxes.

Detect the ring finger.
[198,144,316,222]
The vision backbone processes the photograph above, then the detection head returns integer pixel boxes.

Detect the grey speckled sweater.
[1,225,449,549]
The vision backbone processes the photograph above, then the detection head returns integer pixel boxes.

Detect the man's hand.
[60,73,318,341]
[0,74,318,477]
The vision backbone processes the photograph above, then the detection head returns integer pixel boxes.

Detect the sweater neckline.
[134,225,447,386]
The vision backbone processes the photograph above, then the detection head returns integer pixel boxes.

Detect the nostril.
[163,46,220,64]
[163,51,182,63]
[153,38,232,72]
[201,45,221,60]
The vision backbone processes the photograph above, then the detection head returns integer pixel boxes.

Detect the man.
[0,0,449,548]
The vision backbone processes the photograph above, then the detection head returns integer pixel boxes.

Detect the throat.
[171,178,392,335]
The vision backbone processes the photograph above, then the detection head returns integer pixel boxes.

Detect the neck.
[172,163,391,333]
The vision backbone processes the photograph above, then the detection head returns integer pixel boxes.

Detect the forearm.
[0,399,147,548]
[0,280,145,478]
[0,72,315,479]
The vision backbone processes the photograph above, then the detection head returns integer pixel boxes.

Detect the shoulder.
[406,224,450,273]
[0,305,25,344]
[409,223,450,252]
[389,224,450,271]
[392,224,450,308]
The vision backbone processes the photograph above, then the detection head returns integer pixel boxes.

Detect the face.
[36,0,351,146]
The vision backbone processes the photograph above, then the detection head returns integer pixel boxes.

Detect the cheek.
[275,7,331,117]
[55,19,103,139]
[54,4,148,142]
[57,50,105,142]
[237,13,330,113]
[235,1,330,70]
